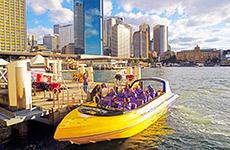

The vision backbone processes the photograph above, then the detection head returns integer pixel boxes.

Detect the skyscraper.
[27,35,38,51]
[0,0,26,52]
[124,24,133,57]
[74,0,104,55]
[74,0,84,54]
[53,24,60,34]
[103,18,108,49]
[139,23,150,52]
[59,24,74,50]
[150,39,154,51]
[106,17,123,48]
[103,17,123,55]
[43,34,59,51]
[111,24,131,58]
[153,25,168,55]
[84,0,103,55]
[133,31,149,58]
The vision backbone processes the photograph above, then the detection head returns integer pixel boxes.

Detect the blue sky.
[27,0,230,50]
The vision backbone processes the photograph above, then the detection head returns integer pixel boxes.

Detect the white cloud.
[104,0,113,16]
[123,3,133,12]
[28,26,53,44]
[116,11,170,35]
[116,0,230,50]
[49,8,73,24]
[27,0,73,24]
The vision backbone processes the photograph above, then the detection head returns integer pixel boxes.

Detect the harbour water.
[1,67,230,149]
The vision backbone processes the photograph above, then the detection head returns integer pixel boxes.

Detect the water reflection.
[120,113,174,150]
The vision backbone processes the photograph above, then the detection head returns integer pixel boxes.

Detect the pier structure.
[0,54,142,127]
[0,59,8,87]
[0,56,95,127]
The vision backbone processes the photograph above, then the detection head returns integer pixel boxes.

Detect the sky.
[27,0,230,51]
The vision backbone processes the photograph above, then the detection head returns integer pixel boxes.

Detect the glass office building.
[74,0,84,54]
[74,0,103,55]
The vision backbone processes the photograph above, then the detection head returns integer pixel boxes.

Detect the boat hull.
[54,93,178,144]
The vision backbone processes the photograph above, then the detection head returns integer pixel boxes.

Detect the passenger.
[113,84,119,94]
[123,98,132,111]
[106,88,117,97]
[111,96,119,109]
[90,84,99,102]
[95,93,102,108]
[135,85,143,96]
[128,89,137,101]
[147,85,156,98]
[144,88,152,101]
[124,83,130,93]
[123,84,130,98]
[90,83,107,102]
[117,88,126,98]
[83,71,89,93]
[138,91,148,103]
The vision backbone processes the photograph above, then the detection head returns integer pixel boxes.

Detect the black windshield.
[78,106,123,116]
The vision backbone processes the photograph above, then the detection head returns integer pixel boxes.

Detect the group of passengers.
[109,84,157,110]
[90,82,158,111]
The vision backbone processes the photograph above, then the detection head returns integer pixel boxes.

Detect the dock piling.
[57,93,60,110]
[53,92,55,107]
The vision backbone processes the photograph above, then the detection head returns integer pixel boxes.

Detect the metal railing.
[0,68,8,86]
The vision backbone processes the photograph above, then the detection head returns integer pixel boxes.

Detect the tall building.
[74,0,84,54]
[59,24,74,51]
[53,24,60,34]
[139,23,150,51]
[106,17,123,48]
[150,39,154,51]
[43,34,59,51]
[153,25,168,55]
[74,0,104,55]
[124,24,133,57]
[103,17,124,55]
[27,35,38,51]
[0,0,26,52]
[84,0,103,55]
[133,31,149,58]
[111,24,131,58]
[103,18,107,49]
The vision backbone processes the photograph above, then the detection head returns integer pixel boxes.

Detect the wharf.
[0,81,109,127]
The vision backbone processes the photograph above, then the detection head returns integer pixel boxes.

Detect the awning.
[31,54,45,65]
[0,58,9,66]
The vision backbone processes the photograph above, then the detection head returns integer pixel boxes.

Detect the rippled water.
[1,67,230,149]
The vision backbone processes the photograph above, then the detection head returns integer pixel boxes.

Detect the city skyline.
[27,0,230,51]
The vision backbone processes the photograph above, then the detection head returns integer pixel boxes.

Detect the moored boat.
[54,77,178,144]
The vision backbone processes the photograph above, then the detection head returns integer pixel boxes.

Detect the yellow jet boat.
[54,77,178,144]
